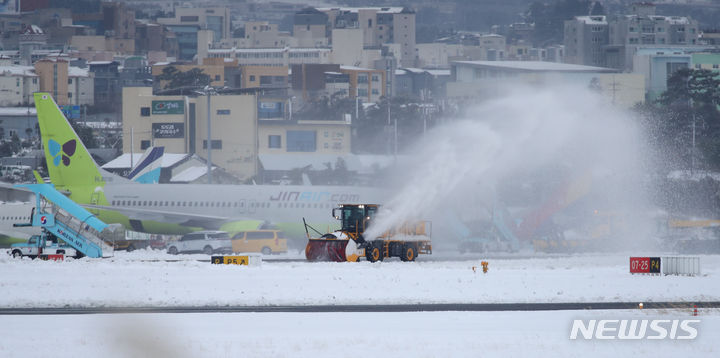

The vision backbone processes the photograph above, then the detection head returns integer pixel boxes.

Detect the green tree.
[156,66,211,90]
[361,97,428,154]
[651,68,720,169]
[69,120,98,149]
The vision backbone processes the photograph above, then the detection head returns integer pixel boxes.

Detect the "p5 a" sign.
[211,255,249,265]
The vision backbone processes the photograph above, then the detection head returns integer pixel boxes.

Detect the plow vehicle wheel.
[400,243,417,262]
[366,242,383,263]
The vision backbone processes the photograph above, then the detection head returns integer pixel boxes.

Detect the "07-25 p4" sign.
[630,257,661,274]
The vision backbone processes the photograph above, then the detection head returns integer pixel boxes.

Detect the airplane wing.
[80,204,245,229]
[0,182,34,202]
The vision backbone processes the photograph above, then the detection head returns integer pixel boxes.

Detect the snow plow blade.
[305,236,349,262]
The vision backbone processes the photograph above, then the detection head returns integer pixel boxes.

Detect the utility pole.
[206,88,212,184]
[130,127,134,170]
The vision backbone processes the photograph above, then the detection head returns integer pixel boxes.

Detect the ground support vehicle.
[304,204,432,262]
[8,232,78,259]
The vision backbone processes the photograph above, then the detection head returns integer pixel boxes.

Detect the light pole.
[205,86,213,184]
[288,96,295,121]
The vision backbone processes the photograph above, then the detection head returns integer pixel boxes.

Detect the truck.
[8,231,79,259]
[304,204,432,262]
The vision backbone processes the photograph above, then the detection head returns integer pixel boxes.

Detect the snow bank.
[1,254,718,308]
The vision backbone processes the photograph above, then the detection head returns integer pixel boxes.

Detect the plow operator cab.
[304,204,432,262]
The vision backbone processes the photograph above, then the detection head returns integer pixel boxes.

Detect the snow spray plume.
[366,84,653,251]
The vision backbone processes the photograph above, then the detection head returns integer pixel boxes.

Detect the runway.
[2,301,719,315]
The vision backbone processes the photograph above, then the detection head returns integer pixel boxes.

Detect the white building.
[68,66,94,106]
[0,65,38,107]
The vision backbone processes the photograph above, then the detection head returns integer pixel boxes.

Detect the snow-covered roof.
[0,107,37,116]
[425,69,451,76]
[0,65,36,77]
[401,67,425,74]
[575,16,607,25]
[317,7,406,14]
[170,166,214,182]
[101,153,188,169]
[68,66,89,77]
[453,61,617,73]
[340,65,374,71]
[87,61,113,65]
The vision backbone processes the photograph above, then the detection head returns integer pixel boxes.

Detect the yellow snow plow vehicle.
[304,204,432,262]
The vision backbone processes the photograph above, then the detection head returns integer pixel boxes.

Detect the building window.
[714,64,719,69]
[203,140,222,149]
[68,92,72,98]
[357,74,368,83]
[141,107,150,116]
[371,89,379,95]
[214,75,220,81]
[32,78,37,84]
[180,16,199,22]
[695,64,701,69]
[286,130,316,152]
[249,75,256,82]
[371,75,379,82]
[68,79,72,84]
[216,109,231,115]
[358,88,368,97]
[140,140,150,150]
[268,135,281,148]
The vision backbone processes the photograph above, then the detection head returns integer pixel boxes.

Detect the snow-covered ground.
[1,251,718,307]
[2,251,719,356]
[1,309,718,357]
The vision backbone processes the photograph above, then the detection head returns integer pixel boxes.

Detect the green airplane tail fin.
[34,93,105,190]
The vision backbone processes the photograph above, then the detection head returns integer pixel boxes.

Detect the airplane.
[0,201,38,245]
[33,92,384,239]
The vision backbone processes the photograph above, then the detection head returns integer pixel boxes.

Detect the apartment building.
[339,65,385,103]
[564,16,609,67]
[157,7,231,61]
[0,64,38,107]
[318,7,417,67]
[34,59,69,105]
[239,65,288,89]
[565,4,700,71]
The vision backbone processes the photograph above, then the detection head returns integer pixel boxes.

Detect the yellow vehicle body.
[231,230,288,254]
